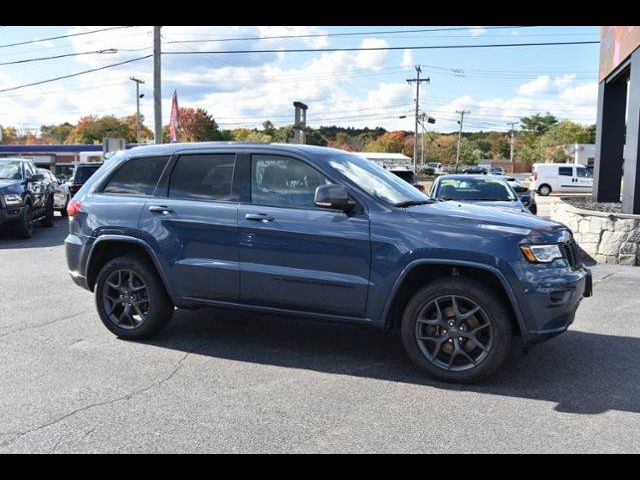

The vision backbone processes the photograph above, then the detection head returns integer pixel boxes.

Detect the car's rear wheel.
[538,184,552,196]
[95,255,173,340]
[401,277,513,383]
[15,203,33,239]
[41,196,55,227]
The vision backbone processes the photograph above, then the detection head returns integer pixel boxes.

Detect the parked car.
[489,167,505,175]
[505,177,537,215]
[430,175,532,214]
[0,158,55,238]
[389,166,426,192]
[463,165,489,175]
[38,168,70,216]
[66,144,592,383]
[68,162,103,198]
[530,163,593,196]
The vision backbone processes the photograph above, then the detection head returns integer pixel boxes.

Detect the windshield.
[435,177,517,202]
[327,152,429,206]
[0,161,23,180]
[72,165,101,183]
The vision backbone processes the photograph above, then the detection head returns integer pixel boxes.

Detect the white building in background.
[570,143,596,167]
[356,152,412,169]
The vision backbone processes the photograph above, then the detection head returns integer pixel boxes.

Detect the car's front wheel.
[538,184,552,196]
[14,202,33,239]
[401,277,513,383]
[95,255,174,340]
[41,196,55,227]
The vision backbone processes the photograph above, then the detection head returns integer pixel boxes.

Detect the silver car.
[38,168,69,216]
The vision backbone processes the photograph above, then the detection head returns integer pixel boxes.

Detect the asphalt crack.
[0,310,91,340]
[594,272,616,285]
[0,351,191,451]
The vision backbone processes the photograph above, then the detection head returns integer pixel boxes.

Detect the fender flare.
[86,234,175,302]
[381,258,528,338]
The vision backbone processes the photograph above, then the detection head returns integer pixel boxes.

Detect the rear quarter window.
[102,156,170,196]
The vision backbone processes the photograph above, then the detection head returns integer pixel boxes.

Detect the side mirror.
[520,195,531,205]
[314,184,354,212]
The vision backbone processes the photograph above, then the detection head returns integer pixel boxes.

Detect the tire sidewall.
[16,203,33,239]
[538,184,551,196]
[400,277,513,383]
[95,255,173,340]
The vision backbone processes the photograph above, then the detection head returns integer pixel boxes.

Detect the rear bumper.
[65,232,93,291]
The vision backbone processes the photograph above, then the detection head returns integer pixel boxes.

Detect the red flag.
[169,90,180,143]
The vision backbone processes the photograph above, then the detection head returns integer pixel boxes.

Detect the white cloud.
[517,75,552,96]
[401,49,414,69]
[558,82,598,105]
[355,38,389,71]
[553,74,576,89]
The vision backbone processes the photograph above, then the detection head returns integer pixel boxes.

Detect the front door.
[139,152,240,302]
[575,165,594,192]
[238,153,371,318]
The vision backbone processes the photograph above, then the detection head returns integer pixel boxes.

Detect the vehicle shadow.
[145,308,640,416]
[0,215,68,249]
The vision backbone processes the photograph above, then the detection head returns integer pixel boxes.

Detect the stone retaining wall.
[550,199,640,266]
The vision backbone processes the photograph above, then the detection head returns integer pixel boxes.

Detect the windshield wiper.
[394,199,436,208]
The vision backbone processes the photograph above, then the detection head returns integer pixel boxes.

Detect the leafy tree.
[123,114,154,143]
[0,126,18,144]
[520,113,559,135]
[365,131,409,154]
[174,107,222,142]
[262,120,276,136]
[67,115,132,144]
[231,128,272,143]
[40,122,73,144]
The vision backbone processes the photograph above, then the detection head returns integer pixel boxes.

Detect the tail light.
[534,171,538,181]
[67,199,82,217]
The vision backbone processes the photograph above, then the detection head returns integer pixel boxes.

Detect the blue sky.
[0,26,601,136]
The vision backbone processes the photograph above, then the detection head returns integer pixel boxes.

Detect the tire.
[95,255,174,340]
[41,196,55,227]
[400,276,513,384]
[14,202,34,239]
[538,184,552,196]
[60,197,69,217]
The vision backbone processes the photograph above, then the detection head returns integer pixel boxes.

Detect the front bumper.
[515,264,592,346]
[0,205,25,226]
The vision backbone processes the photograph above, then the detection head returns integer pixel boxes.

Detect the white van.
[531,163,593,196]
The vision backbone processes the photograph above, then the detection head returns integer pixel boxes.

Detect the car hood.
[0,179,22,194]
[406,200,568,244]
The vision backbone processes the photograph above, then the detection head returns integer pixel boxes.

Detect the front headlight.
[3,194,23,207]
[521,244,563,263]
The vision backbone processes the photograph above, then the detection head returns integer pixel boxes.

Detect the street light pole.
[406,66,430,172]
[508,121,517,163]
[130,77,145,145]
[455,109,470,173]
[153,26,162,144]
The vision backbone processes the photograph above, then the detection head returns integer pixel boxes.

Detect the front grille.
[560,240,580,268]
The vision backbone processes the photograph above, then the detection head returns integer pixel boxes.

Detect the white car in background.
[530,163,593,196]
[38,168,69,216]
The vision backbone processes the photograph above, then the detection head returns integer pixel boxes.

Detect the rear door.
[557,166,575,192]
[139,151,240,302]
[238,153,371,317]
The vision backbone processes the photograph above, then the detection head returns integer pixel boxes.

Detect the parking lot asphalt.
[1,215,639,453]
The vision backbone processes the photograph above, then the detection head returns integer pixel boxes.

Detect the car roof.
[121,142,349,159]
[436,174,508,181]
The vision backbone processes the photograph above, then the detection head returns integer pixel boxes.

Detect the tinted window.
[103,157,169,196]
[73,165,102,183]
[252,155,330,208]
[169,154,237,201]
[392,170,417,184]
[558,167,573,176]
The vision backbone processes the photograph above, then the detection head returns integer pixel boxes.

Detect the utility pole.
[455,109,470,173]
[406,66,430,172]
[153,26,162,144]
[130,77,145,145]
[508,121,518,163]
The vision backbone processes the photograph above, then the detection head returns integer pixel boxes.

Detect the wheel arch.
[382,259,526,339]
[86,235,174,302]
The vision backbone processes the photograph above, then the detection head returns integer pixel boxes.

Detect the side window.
[558,167,573,177]
[169,154,237,202]
[576,167,592,178]
[251,154,331,208]
[103,156,170,196]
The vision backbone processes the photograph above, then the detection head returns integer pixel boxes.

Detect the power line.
[0,48,119,66]
[0,26,137,49]
[166,26,537,44]
[0,55,152,94]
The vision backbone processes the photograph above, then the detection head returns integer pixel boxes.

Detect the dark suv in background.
[66,143,592,383]
[68,162,103,197]
[0,158,55,238]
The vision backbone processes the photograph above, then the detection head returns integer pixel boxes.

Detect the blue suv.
[66,143,592,383]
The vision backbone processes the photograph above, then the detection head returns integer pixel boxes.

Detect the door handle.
[148,206,173,215]
[245,213,274,222]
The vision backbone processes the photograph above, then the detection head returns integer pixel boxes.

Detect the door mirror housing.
[314,184,355,212]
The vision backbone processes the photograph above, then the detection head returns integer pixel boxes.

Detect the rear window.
[73,165,102,183]
[102,156,170,196]
[169,154,237,202]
